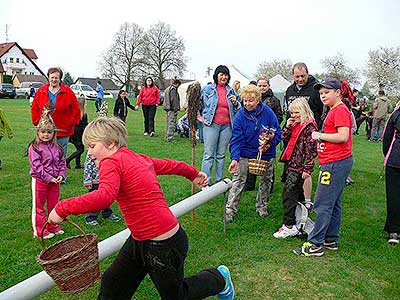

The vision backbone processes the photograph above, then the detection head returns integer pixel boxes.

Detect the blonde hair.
[239,85,261,101]
[288,97,314,124]
[232,80,241,92]
[83,117,127,148]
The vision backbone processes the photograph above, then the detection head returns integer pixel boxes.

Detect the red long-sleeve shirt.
[55,147,198,241]
[136,86,160,106]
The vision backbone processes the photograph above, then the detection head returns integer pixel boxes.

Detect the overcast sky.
[1,0,399,86]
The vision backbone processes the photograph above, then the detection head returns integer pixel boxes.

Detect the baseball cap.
[313,78,341,90]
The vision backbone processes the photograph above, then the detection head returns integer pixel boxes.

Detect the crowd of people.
[0,63,399,300]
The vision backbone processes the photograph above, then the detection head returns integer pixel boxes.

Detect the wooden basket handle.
[40,219,87,250]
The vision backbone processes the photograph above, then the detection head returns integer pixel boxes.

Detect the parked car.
[16,82,44,99]
[103,91,114,99]
[70,84,97,100]
[0,83,16,99]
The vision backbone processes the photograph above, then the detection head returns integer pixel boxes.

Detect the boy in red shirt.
[48,117,234,300]
[294,78,353,257]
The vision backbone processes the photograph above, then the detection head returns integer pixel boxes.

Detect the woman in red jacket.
[135,76,160,137]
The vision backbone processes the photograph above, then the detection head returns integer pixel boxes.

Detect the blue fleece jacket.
[230,103,282,161]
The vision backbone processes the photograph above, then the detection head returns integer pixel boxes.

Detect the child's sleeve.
[303,125,318,174]
[29,147,53,183]
[147,155,198,181]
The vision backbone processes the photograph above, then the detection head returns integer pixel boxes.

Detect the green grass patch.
[0,98,399,299]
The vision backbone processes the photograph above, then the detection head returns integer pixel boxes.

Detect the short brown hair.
[47,67,63,80]
[83,117,127,148]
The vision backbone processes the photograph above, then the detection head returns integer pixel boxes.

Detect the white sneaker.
[144,132,148,136]
[54,230,64,235]
[43,233,55,239]
[273,224,299,239]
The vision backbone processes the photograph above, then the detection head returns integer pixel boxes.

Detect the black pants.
[282,170,305,226]
[142,105,157,134]
[66,141,84,167]
[385,166,400,233]
[98,226,225,300]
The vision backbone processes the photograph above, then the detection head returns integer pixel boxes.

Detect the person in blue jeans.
[294,78,353,257]
[95,81,104,112]
[83,153,120,226]
[199,65,240,184]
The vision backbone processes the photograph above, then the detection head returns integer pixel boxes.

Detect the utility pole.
[206,66,212,76]
[5,24,10,42]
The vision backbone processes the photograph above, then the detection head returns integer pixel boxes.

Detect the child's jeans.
[226,157,274,218]
[85,184,115,222]
[97,226,225,300]
[308,156,353,246]
[282,170,305,226]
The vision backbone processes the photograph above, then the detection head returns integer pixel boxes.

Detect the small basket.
[248,151,270,176]
[37,219,101,294]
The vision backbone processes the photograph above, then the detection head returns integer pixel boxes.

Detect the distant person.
[113,90,136,123]
[135,76,160,137]
[274,98,317,239]
[0,108,13,169]
[29,113,66,239]
[293,78,353,257]
[48,117,235,300]
[382,101,400,245]
[371,90,390,141]
[95,81,104,112]
[200,65,240,184]
[225,85,281,223]
[66,98,88,169]
[83,154,120,226]
[31,67,81,158]
[232,80,241,94]
[163,79,182,142]
[29,83,36,106]
[176,113,190,138]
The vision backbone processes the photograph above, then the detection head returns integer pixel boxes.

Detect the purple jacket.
[29,141,66,183]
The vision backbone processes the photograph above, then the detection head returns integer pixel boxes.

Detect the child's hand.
[311,131,319,140]
[135,105,140,111]
[302,172,311,179]
[228,160,238,173]
[85,184,92,190]
[48,208,64,225]
[51,176,63,183]
[193,172,208,188]
[286,118,295,127]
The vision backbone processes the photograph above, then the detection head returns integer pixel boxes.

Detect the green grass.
[0,98,399,299]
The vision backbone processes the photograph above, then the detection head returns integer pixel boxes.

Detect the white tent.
[178,65,252,108]
[269,74,292,109]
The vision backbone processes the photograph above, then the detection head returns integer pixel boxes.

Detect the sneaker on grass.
[86,219,100,226]
[105,213,120,222]
[54,229,65,235]
[273,224,299,239]
[388,233,399,245]
[293,242,324,257]
[42,232,55,239]
[323,240,339,250]
[217,265,234,300]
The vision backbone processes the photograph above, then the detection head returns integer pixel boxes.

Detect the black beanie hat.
[213,65,231,85]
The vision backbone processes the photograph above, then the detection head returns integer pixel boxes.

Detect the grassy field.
[0,98,399,300]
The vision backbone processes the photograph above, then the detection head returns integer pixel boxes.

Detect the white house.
[0,42,45,83]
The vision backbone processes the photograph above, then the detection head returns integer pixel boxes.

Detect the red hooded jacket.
[31,83,81,137]
[136,86,160,106]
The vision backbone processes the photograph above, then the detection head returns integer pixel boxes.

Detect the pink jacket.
[29,141,67,183]
[136,86,160,106]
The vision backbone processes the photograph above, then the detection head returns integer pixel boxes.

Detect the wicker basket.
[248,150,270,176]
[37,219,101,294]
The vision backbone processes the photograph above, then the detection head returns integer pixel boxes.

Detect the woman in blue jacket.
[199,65,240,184]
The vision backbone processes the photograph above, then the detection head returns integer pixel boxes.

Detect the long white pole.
[0,179,232,300]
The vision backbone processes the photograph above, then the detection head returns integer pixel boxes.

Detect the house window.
[9,58,13,63]
[30,72,34,75]
[16,58,20,63]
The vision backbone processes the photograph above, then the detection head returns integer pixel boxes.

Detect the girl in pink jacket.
[28,114,66,239]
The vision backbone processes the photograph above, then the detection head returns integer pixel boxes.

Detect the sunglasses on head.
[39,129,54,134]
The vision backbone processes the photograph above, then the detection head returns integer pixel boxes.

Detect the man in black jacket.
[285,62,323,128]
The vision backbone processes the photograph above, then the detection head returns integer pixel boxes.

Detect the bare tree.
[255,59,293,81]
[98,22,145,91]
[142,22,187,89]
[366,46,400,94]
[321,53,360,86]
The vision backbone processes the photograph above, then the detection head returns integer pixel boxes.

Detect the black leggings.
[142,105,157,134]
[98,226,225,300]
[385,166,400,233]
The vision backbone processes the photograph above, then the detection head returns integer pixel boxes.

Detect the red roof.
[0,42,15,58]
[23,48,38,60]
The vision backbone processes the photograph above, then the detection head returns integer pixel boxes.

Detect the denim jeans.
[57,136,69,158]
[98,226,225,300]
[95,97,103,111]
[308,156,353,246]
[201,123,232,183]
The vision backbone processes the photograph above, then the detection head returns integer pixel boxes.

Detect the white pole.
[0,179,232,300]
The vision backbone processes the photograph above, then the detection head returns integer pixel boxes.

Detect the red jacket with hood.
[31,83,81,137]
